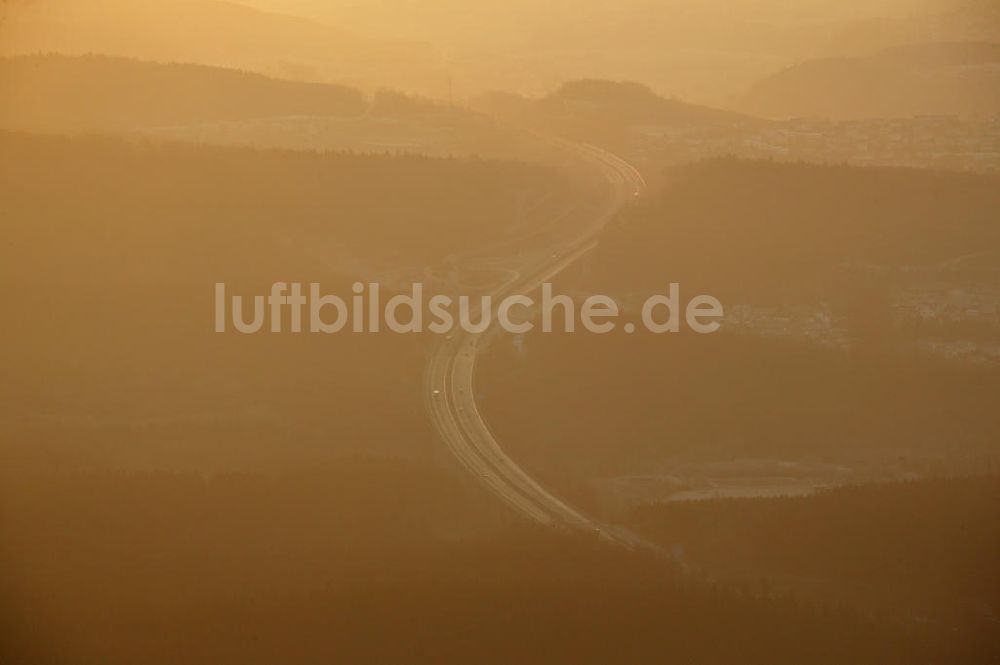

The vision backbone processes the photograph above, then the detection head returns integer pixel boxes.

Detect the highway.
[424,139,647,547]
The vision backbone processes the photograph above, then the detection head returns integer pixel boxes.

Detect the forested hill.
[0,54,369,131]
[472,79,760,154]
[739,41,1000,119]
[0,0,434,92]
[540,79,749,127]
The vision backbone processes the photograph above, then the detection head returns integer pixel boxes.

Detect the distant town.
[633,114,1000,173]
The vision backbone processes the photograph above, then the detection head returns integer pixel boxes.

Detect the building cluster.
[632,115,1000,173]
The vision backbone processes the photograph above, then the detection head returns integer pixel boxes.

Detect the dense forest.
[478,328,1000,475]
[580,157,1000,304]
[476,157,1000,496]
[634,476,1000,649]
[0,131,563,472]
[2,463,994,664]
[0,130,557,263]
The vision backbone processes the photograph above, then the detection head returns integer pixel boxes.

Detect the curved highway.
[424,139,647,547]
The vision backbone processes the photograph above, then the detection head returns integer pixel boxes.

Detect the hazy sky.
[2,0,995,102]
